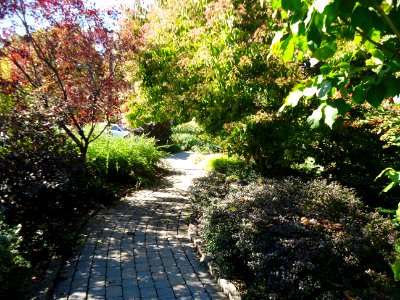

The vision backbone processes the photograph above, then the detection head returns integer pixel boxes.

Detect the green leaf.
[313,43,337,60]
[383,77,400,98]
[281,0,302,11]
[338,0,357,18]
[298,36,308,52]
[391,259,400,281]
[271,0,282,10]
[320,64,331,74]
[314,0,334,13]
[354,33,363,45]
[369,49,385,62]
[268,31,283,57]
[387,169,400,184]
[324,105,338,128]
[317,80,332,99]
[307,24,322,48]
[307,104,326,128]
[365,29,381,50]
[383,181,396,193]
[367,81,385,107]
[351,6,379,33]
[338,62,350,70]
[352,83,370,104]
[329,98,351,114]
[285,90,303,107]
[282,37,296,62]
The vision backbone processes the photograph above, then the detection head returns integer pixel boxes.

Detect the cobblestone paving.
[52,152,226,300]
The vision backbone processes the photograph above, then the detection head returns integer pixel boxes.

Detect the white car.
[109,124,130,138]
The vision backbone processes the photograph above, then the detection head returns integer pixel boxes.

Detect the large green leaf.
[313,43,337,60]
[307,103,326,128]
[324,105,338,128]
[317,80,332,99]
[367,81,385,107]
[353,83,370,104]
[307,23,322,49]
[351,6,380,33]
[329,98,351,115]
[338,0,357,18]
[314,0,334,14]
[282,36,296,62]
[383,77,400,98]
[271,0,282,10]
[285,90,303,107]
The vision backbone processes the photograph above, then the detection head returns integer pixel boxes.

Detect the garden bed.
[190,167,400,299]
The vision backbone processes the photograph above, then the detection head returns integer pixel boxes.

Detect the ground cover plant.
[191,158,400,299]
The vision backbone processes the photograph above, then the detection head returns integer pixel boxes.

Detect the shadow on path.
[52,152,225,300]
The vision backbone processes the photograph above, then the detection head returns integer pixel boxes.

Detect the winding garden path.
[51,152,226,300]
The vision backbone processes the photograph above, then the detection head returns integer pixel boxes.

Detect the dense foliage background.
[1,0,400,298]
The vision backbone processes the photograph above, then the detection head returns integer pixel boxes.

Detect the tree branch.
[338,16,399,57]
[368,0,400,41]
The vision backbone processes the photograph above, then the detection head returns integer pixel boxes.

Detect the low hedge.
[191,171,400,299]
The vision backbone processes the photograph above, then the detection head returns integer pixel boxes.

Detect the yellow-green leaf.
[285,90,303,107]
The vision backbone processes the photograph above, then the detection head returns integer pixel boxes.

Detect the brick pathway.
[52,152,226,300]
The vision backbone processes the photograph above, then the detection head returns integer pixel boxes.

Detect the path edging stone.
[188,223,241,300]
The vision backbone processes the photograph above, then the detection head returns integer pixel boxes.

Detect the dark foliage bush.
[0,211,30,298]
[0,107,91,297]
[191,172,400,299]
[132,120,173,145]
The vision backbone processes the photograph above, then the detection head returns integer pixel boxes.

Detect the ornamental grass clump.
[86,134,164,185]
[191,174,400,299]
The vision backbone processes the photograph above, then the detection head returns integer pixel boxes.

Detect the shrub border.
[188,223,242,300]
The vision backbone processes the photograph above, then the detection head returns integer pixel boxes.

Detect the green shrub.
[0,211,30,298]
[87,134,164,185]
[223,107,400,205]
[207,156,246,175]
[191,172,400,299]
[171,120,218,153]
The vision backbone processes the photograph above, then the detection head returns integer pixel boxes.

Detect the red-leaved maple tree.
[0,0,126,159]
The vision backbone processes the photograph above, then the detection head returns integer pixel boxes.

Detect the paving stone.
[156,287,176,299]
[154,278,171,289]
[106,276,122,287]
[139,286,157,298]
[106,285,123,297]
[172,284,191,297]
[87,287,105,297]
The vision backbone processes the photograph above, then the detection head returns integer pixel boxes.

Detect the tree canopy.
[123,0,300,132]
[0,0,127,158]
[268,0,400,127]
